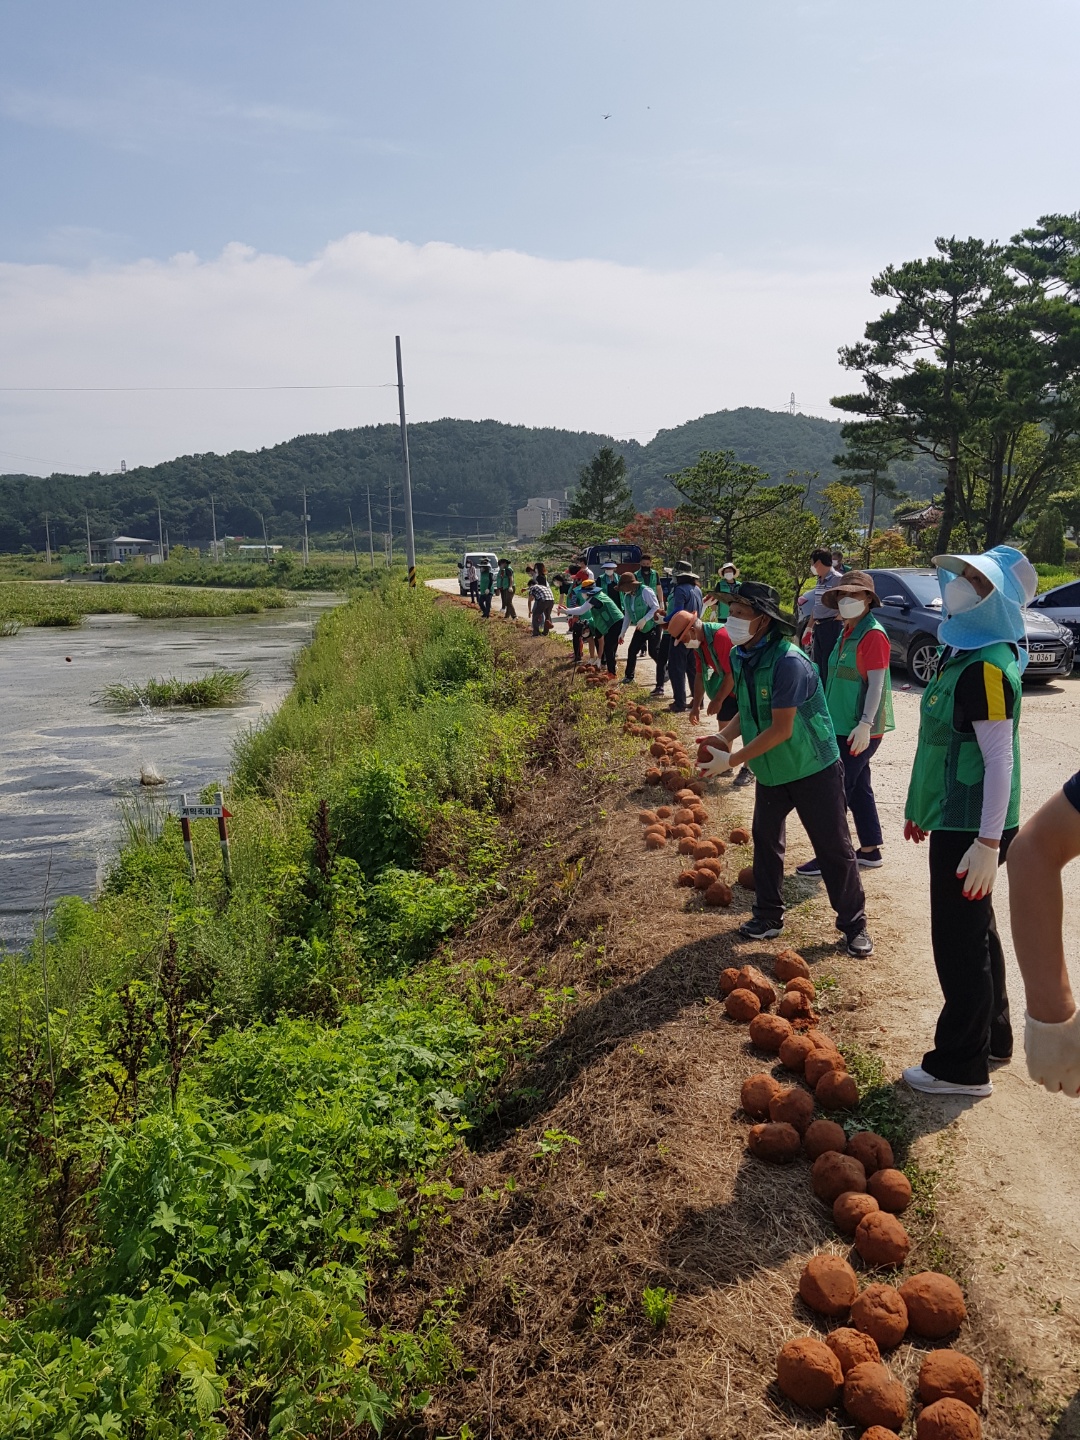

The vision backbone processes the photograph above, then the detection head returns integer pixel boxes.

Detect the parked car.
[1027,577,1080,644]
[864,567,1075,684]
[457,550,499,595]
[584,541,641,575]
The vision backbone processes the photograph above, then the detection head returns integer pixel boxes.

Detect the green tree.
[833,422,909,564]
[621,508,713,569]
[668,450,803,562]
[818,482,864,555]
[741,497,821,608]
[535,518,609,567]
[569,446,634,529]
[1029,504,1066,565]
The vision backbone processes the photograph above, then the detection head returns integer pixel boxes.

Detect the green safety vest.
[495,568,513,591]
[478,571,493,594]
[732,634,840,786]
[635,567,661,593]
[825,612,895,737]
[715,578,736,621]
[622,586,657,633]
[905,642,1022,833]
[588,591,624,635]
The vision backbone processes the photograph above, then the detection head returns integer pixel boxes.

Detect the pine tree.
[569,446,635,529]
[1029,503,1066,565]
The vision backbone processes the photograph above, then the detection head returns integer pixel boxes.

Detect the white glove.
[696,748,732,779]
[847,721,873,756]
[636,620,648,631]
[955,839,999,900]
[1025,1009,1080,1096]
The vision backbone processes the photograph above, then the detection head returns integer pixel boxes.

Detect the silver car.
[1028,577,1080,646]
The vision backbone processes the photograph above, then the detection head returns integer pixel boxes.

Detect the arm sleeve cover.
[860,668,887,727]
[972,718,1014,840]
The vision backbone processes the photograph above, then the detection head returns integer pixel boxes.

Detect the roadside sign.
[178,792,234,888]
[179,803,232,819]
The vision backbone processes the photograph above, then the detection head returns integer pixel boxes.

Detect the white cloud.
[0,231,874,475]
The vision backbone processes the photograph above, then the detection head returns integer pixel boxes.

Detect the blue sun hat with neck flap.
[933,544,1037,672]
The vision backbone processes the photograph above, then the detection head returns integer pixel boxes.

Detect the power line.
[0,383,397,393]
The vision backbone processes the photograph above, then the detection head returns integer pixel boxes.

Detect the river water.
[0,602,328,948]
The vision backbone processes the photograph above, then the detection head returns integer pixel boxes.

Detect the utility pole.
[387,477,393,568]
[347,504,359,572]
[395,336,417,587]
[210,494,219,561]
[84,511,92,567]
[44,513,52,566]
[365,485,375,572]
[260,511,272,564]
[157,501,165,563]
[301,487,310,567]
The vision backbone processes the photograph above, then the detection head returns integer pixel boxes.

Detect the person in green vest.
[689,580,873,957]
[795,571,894,877]
[477,562,494,618]
[617,570,661,684]
[635,552,662,594]
[495,558,517,618]
[563,577,624,675]
[710,562,739,622]
[634,553,667,693]
[902,545,1037,1099]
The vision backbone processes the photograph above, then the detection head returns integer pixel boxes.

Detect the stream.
[0,600,332,948]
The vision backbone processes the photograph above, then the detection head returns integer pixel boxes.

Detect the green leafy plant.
[641,1286,674,1328]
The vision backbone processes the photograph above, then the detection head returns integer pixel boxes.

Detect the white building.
[516,492,570,540]
[89,535,160,563]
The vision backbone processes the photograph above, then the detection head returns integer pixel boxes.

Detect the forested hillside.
[0,408,941,553]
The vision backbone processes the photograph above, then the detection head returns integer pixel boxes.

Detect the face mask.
[721,570,735,581]
[943,576,982,615]
[680,636,701,650]
[838,597,867,621]
[725,617,754,647]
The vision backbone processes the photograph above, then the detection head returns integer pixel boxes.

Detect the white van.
[458,551,500,595]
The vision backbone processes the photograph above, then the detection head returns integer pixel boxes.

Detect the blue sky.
[3,0,1080,472]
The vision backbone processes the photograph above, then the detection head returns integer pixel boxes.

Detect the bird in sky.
[603,113,611,119]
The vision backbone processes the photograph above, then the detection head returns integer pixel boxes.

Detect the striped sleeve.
[954,660,1015,731]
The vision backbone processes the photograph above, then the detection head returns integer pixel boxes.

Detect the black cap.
[731,580,795,629]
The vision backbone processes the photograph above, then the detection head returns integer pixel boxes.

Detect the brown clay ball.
[726,988,761,1022]
[805,1050,847,1087]
[645,833,666,850]
[816,1069,860,1111]
[825,1326,881,1375]
[692,841,719,861]
[769,1085,815,1134]
[676,871,697,888]
[748,1121,801,1163]
[693,868,715,889]
[695,856,723,874]
[645,767,662,785]
[704,880,734,907]
[637,809,659,825]
[673,806,695,824]
[740,1072,783,1120]
[899,1273,967,1338]
[677,836,697,855]
[833,1190,880,1236]
[798,1254,859,1316]
[854,1211,912,1268]
[807,1030,841,1057]
[862,1428,903,1440]
[916,1397,982,1440]
[720,967,741,994]
[804,1118,848,1161]
[775,1336,843,1410]
[748,1012,793,1053]
[843,1362,908,1430]
[850,1283,909,1349]
[779,1032,820,1073]
[847,1131,895,1176]
[811,1151,867,1204]
[775,948,811,981]
[785,977,816,1001]
[736,865,755,889]
[779,990,816,1022]
[655,805,672,818]
[736,965,778,1008]
[868,1168,913,1214]
[918,1351,984,1409]
[729,826,750,844]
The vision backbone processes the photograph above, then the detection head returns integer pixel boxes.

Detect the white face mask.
[724,617,755,647]
[944,576,982,615]
[838,596,867,621]
[721,570,735,581]
[680,636,701,650]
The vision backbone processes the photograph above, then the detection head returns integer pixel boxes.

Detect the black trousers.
[571,620,586,662]
[653,631,670,687]
[600,625,619,675]
[752,759,866,939]
[667,642,690,710]
[478,590,492,617]
[812,617,842,674]
[468,581,479,603]
[923,828,1014,1085]
[531,598,554,635]
[625,625,661,681]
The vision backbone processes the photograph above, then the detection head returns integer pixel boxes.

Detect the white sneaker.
[902,1065,992,1098]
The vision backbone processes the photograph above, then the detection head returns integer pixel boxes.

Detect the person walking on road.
[692,580,873,957]
[496,558,517,619]
[902,545,1037,1099]
[529,563,555,636]
[807,549,845,674]
[1007,770,1080,1097]
[797,571,894,877]
[562,577,623,676]
[477,562,494,618]
[464,559,479,605]
[617,570,661,684]
[633,554,667,694]
[662,568,703,713]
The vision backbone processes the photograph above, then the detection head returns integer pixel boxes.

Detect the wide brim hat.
[821,570,881,610]
[617,571,639,591]
[933,545,1038,606]
[667,610,700,643]
[675,571,700,584]
[730,579,795,630]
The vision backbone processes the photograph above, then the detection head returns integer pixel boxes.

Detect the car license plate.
[1030,651,1056,664]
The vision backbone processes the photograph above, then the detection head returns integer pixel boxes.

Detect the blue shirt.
[666,582,703,621]
[736,635,818,709]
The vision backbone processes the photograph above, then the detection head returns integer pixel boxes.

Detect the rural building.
[516,492,570,540]
[89,535,160,563]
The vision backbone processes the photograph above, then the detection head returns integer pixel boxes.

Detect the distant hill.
[0,408,942,553]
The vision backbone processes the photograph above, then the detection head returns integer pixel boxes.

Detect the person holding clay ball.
[903,545,1037,1098]
[692,579,873,958]
[1007,773,1080,1096]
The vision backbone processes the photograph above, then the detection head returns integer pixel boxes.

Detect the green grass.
[0,581,291,624]
[101,668,251,708]
[0,581,539,1437]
